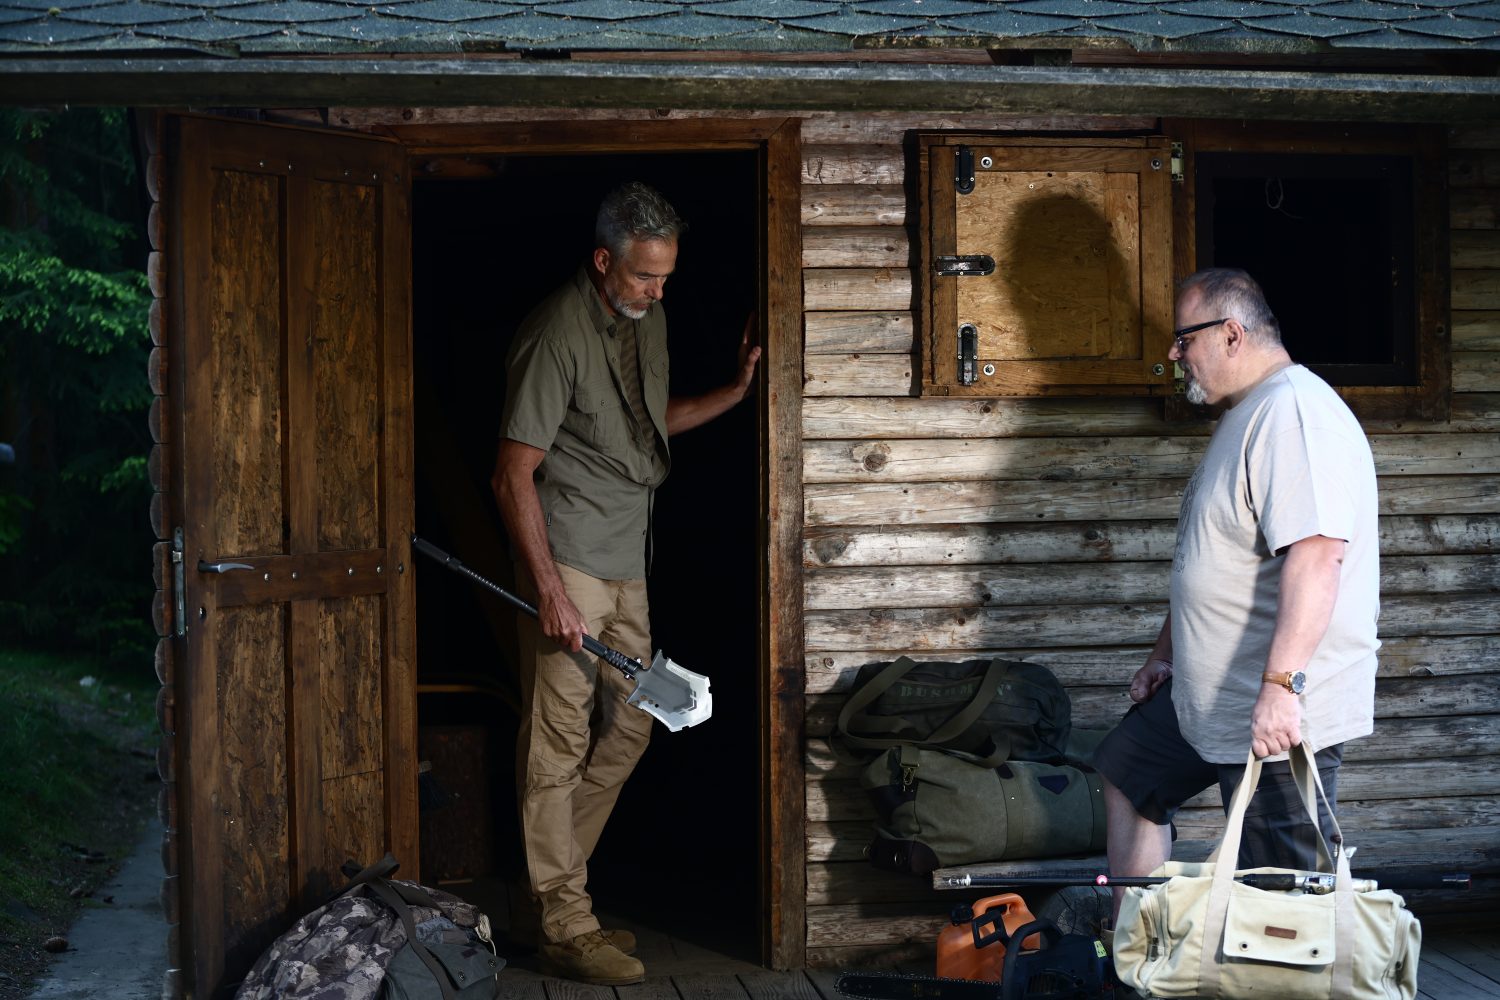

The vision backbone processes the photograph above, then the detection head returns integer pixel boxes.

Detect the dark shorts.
[1094,677,1344,871]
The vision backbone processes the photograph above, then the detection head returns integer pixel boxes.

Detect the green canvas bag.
[862,744,1107,876]
[836,656,1071,765]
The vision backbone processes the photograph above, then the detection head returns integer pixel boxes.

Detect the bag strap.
[1200,743,1354,997]
[365,877,459,1000]
[836,657,1011,755]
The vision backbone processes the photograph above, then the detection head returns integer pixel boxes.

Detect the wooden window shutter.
[920,135,1175,396]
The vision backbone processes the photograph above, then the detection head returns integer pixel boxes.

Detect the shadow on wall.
[988,192,1132,363]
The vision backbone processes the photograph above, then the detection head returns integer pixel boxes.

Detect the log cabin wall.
[798,114,1500,968]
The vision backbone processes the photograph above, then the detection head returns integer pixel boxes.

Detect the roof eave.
[3,57,1497,123]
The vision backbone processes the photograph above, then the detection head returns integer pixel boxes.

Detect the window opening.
[1195,152,1417,386]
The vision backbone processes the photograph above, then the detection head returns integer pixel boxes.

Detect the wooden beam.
[8,61,1500,123]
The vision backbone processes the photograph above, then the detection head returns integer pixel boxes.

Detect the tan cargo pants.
[515,562,655,945]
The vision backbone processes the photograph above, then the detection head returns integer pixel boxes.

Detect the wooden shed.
[4,4,1498,995]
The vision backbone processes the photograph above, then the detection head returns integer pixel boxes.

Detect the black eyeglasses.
[1172,318,1227,354]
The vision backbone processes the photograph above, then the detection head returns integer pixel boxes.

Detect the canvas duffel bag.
[836,655,1071,764]
[862,744,1106,875]
[1113,744,1421,1000]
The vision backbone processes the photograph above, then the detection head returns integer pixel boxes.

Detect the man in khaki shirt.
[492,182,758,986]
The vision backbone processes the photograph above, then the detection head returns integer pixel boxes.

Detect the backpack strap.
[335,853,403,899]
[364,877,460,1000]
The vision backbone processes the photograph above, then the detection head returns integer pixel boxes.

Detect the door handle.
[198,560,254,574]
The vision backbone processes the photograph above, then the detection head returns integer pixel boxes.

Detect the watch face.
[1289,671,1306,694]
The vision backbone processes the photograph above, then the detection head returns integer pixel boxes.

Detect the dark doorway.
[411,150,763,962]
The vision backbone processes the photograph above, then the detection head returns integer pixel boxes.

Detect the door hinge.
[172,527,186,637]
[1170,140,1185,185]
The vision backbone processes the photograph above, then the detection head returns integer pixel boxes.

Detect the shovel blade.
[625,651,712,732]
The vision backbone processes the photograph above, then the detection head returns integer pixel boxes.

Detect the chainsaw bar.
[835,971,1006,1000]
[835,962,1119,1000]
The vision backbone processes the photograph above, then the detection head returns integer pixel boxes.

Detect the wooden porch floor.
[482,906,1500,1000]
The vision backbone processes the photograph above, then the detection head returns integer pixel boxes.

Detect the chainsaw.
[836,918,1118,1000]
[410,535,712,732]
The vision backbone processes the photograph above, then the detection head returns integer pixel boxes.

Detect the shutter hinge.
[172,527,187,637]
[1170,141,1185,185]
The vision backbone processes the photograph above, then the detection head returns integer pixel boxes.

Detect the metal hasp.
[934,255,996,277]
[955,145,975,195]
[958,324,979,386]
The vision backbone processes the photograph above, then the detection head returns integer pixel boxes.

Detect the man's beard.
[608,290,649,320]
[1184,371,1207,406]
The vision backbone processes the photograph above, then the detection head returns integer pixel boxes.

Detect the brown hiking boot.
[505,884,636,954]
[540,930,646,986]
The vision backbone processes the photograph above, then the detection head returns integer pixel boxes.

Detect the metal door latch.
[198,559,254,574]
[934,255,995,277]
[958,324,979,385]
[955,145,975,195]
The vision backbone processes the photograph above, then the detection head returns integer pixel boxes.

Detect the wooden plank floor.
[481,904,1500,999]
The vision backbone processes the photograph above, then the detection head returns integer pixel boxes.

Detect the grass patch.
[0,646,157,998]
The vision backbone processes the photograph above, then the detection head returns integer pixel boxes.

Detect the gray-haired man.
[1095,268,1380,932]
[492,182,758,984]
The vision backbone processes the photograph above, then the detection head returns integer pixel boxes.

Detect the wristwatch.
[1263,670,1307,694]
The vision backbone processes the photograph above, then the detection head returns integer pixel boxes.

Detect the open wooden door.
[161,115,416,997]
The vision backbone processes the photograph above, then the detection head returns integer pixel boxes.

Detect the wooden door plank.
[167,114,414,997]
[765,116,808,972]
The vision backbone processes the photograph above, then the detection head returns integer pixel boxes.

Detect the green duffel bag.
[835,655,1071,765]
[862,743,1107,876]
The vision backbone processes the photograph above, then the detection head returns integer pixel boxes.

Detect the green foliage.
[0,646,155,982]
[0,109,154,668]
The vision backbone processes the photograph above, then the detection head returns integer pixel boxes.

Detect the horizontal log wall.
[799,117,1500,967]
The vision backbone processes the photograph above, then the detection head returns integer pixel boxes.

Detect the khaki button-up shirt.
[500,267,671,580]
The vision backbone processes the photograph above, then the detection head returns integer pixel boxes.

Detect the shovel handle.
[410,535,639,680]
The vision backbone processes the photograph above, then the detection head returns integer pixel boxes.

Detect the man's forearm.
[494,468,564,600]
[1149,615,1174,665]
[665,383,747,436]
[1267,535,1345,677]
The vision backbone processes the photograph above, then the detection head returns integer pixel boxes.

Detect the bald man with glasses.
[1093,268,1381,934]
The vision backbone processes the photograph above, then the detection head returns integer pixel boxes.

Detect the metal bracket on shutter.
[1170,141,1185,184]
[955,145,975,195]
[172,527,186,637]
[958,324,979,386]
[934,255,995,277]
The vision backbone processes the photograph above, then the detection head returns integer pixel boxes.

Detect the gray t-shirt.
[500,267,671,581]
[1171,364,1380,763]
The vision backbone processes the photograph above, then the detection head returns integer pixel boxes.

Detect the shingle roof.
[0,0,1494,54]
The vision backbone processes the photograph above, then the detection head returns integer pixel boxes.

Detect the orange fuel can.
[935,892,1040,982]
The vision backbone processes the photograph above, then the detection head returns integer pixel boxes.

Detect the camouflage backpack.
[235,854,503,1000]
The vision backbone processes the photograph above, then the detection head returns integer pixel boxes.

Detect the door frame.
[393,116,806,969]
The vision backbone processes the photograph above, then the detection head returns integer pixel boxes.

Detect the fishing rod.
[938,870,1471,895]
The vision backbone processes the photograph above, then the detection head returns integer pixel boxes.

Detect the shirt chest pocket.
[569,377,627,450]
[645,350,669,417]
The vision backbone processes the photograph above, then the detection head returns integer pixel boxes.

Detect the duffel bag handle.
[836,656,1012,756]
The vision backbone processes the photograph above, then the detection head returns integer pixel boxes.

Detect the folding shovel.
[410,535,712,732]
